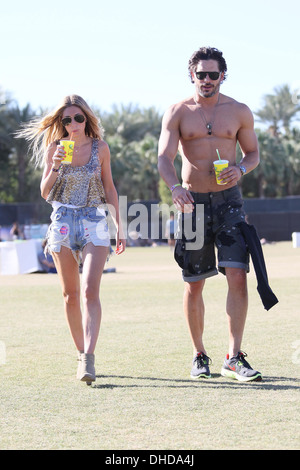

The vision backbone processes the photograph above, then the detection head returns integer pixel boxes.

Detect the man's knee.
[225,268,247,290]
[184,279,205,296]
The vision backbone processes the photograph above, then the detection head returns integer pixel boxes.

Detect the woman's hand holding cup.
[52,145,66,169]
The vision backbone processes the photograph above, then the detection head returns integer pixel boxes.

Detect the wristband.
[170,183,181,192]
[239,165,246,176]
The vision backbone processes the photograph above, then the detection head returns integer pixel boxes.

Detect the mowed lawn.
[0,242,299,450]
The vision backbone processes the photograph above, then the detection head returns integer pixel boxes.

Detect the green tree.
[1,86,299,205]
[241,84,300,198]
[282,129,300,195]
[255,84,300,136]
[0,101,39,202]
[99,104,163,201]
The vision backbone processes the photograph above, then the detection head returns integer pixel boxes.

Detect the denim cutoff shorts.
[174,186,249,282]
[46,206,110,262]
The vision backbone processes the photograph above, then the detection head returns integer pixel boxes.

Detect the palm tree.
[255,84,300,136]
[283,130,300,195]
[100,103,162,142]
[100,104,163,201]
[0,102,37,201]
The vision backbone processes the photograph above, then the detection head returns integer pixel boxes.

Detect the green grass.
[0,243,299,450]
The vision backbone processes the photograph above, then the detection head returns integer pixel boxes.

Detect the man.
[158,47,262,382]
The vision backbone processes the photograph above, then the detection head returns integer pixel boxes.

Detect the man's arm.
[158,106,181,187]
[220,104,260,184]
[237,104,260,173]
[158,105,194,211]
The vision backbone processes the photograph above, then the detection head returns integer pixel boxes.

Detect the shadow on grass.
[91,373,299,391]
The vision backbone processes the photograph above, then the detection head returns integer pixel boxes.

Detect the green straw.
[216,149,221,161]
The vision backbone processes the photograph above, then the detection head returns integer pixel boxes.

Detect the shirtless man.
[158,47,262,382]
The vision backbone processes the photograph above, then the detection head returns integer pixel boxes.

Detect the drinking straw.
[70,133,74,152]
[216,149,221,160]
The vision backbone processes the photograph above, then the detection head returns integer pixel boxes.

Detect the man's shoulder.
[162,96,196,126]
[221,94,252,113]
[164,96,194,114]
[220,95,255,130]
[166,93,251,112]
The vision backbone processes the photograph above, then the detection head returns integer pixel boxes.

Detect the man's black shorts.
[174,186,249,282]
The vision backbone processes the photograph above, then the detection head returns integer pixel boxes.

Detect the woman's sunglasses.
[62,113,86,127]
[195,71,221,81]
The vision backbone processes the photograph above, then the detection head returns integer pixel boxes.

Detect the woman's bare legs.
[81,243,109,353]
[52,247,84,352]
[52,244,108,354]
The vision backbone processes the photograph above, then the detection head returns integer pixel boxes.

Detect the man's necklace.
[194,95,220,135]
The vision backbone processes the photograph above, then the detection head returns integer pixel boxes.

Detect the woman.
[18,95,126,385]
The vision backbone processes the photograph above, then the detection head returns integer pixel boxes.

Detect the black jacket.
[238,222,278,311]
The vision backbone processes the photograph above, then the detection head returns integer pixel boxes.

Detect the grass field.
[0,242,299,450]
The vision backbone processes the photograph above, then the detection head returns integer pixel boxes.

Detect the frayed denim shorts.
[46,205,110,262]
[174,186,249,282]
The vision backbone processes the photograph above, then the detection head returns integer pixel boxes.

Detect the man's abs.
[181,157,237,193]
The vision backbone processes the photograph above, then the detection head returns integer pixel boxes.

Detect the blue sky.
[1,0,300,126]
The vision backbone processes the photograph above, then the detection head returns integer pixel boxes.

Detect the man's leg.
[184,279,212,378]
[221,267,262,382]
[183,279,206,355]
[225,267,248,357]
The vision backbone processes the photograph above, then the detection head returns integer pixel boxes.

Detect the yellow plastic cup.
[213,159,229,185]
[60,140,75,164]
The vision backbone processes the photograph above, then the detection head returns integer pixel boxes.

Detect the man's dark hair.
[188,47,228,83]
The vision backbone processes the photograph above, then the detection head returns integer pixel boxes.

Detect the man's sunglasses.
[61,114,85,127]
[195,71,221,81]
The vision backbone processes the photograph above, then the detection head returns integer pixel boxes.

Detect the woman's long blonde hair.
[17,94,104,166]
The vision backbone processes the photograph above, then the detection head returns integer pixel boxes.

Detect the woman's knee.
[62,288,80,306]
[82,284,100,304]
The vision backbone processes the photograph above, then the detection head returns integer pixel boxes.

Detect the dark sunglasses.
[195,71,221,80]
[61,113,85,127]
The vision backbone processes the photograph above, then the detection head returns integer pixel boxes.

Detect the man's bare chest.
[179,108,240,142]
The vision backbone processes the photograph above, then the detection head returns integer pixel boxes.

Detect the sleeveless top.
[47,138,106,207]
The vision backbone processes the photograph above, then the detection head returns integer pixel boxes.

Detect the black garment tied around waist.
[237,221,278,311]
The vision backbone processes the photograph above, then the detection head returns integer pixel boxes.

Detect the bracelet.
[239,165,246,176]
[52,167,60,173]
[170,183,181,192]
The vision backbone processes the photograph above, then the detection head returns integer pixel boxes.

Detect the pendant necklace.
[194,95,220,135]
[73,138,89,154]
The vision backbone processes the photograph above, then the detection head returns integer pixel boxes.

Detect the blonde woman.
[18,95,126,385]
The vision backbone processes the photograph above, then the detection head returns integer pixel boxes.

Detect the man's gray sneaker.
[221,351,262,382]
[191,352,212,379]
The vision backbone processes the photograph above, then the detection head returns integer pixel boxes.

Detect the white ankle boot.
[79,353,96,384]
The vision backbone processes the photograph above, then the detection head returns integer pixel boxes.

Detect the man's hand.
[218,165,242,185]
[172,186,194,213]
